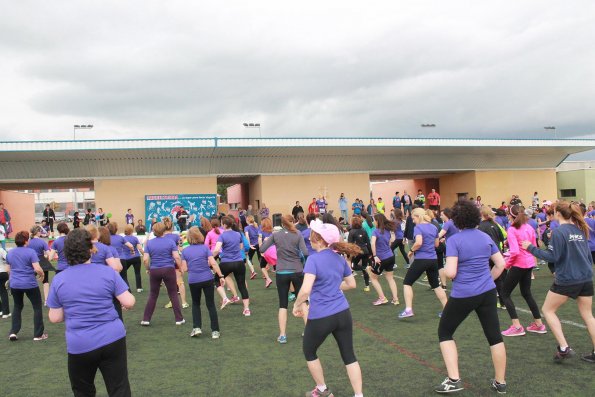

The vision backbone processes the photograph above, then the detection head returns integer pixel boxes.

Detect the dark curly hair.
[64,228,93,265]
[451,200,481,230]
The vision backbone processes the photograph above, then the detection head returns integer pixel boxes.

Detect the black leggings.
[303,309,357,365]
[10,287,44,337]
[390,239,409,264]
[248,245,263,266]
[189,280,219,331]
[68,337,131,397]
[403,259,440,289]
[276,272,303,309]
[439,288,503,346]
[351,254,370,286]
[220,261,249,299]
[489,260,507,307]
[122,257,143,290]
[0,272,9,315]
[501,267,541,320]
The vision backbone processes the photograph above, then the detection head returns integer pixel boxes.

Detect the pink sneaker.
[501,325,526,337]
[265,279,273,288]
[526,322,547,334]
[372,297,388,306]
[230,296,240,304]
[243,308,251,317]
[250,272,257,280]
[220,298,231,310]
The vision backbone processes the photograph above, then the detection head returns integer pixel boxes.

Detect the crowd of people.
[0,192,594,396]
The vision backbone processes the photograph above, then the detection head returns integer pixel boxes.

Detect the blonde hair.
[163,217,173,231]
[246,215,256,225]
[187,226,205,245]
[412,208,431,223]
[86,224,99,240]
[153,222,166,237]
[480,207,494,221]
[124,224,134,235]
[425,209,435,220]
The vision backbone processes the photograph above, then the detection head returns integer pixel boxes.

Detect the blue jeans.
[403,205,412,216]
[341,210,348,222]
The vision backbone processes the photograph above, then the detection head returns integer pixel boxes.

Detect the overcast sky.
[1,1,595,144]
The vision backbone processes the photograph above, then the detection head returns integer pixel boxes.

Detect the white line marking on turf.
[393,275,587,330]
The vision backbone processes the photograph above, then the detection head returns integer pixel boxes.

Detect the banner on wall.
[145,194,218,229]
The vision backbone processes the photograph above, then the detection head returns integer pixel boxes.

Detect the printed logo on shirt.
[568,234,585,242]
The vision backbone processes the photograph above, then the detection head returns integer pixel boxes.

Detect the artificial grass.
[1,256,594,396]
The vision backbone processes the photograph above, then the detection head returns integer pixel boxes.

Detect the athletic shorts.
[550,281,593,299]
[370,256,395,275]
[403,258,440,289]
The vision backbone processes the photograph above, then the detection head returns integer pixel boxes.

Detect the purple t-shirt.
[304,249,351,320]
[446,229,498,298]
[53,236,68,271]
[164,233,181,247]
[217,230,243,263]
[442,220,460,240]
[373,229,393,260]
[528,218,538,233]
[394,221,404,240]
[109,246,120,259]
[316,199,327,213]
[28,237,49,259]
[301,228,316,256]
[181,245,215,284]
[47,264,128,354]
[91,242,115,266]
[6,247,39,289]
[110,234,127,258]
[586,217,595,251]
[146,237,177,269]
[125,213,134,225]
[550,220,560,230]
[245,225,260,246]
[122,235,141,259]
[536,212,547,233]
[413,223,438,260]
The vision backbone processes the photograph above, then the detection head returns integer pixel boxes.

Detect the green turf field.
[1,255,594,397]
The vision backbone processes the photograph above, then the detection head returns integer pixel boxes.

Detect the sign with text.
[144,194,217,229]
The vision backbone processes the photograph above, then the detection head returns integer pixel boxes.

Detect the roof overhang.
[0,137,593,184]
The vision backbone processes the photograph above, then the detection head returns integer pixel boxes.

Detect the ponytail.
[555,201,590,239]
[330,242,363,257]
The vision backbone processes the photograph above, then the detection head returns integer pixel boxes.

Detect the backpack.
[349,229,370,255]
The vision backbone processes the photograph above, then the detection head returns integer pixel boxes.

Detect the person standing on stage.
[176,206,189,232]
[43,204,56,238]
[125,209,134,225]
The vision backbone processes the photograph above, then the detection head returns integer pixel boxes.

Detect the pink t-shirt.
[505,223,537,269]
[205,228,222,251]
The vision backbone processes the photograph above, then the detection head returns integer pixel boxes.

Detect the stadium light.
[73,124,94,140]
[421,124,436,127]
[544,126,557,139]
[243,122,262,138]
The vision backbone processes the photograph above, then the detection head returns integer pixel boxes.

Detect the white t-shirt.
[0,247,8,273]
[0,225,5,241]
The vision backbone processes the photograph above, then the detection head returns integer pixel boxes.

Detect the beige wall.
[251,173,371,217]
[94,177,217,231]
[475,170,557,207]
[556,169,595,203]
[439,172,477,207]
[0,190,35,236]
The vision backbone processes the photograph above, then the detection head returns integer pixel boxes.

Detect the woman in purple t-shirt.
[435,200,507,394]
[163,217,188,309]
[142,222,185,326]
[370,214,400,306]
[399,208,448,319]
[293,220,363,397]
[48,228,135,397]
[182,227,225,339]
[28,225,52,305]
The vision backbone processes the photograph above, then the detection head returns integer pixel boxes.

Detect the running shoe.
[363,286,370,292]
[33,333,48,341]
[372,297,388,306]
[230,296,241,303]
[398,309,414,319]
[164,301,173,309]
[250,271,257,280]
[182,303,190,309]
[220,297,231,310]
[422,275,428,281]
[277,335,287,344]
[580,350,595,363]
[265,279,273,288]
[175,319,186,325]
[243,308,251,317]
[212,331,220,339]
[305,387,334,397]
[490,380,507,394]
[288,293,296,302]
[526,322,547,334]
[434,377,463,393]
[2,313,11,319]
[438,311,443,318]
[9,333,18,341]
[140,321,150,326]
[391,298,400,306]
[136,288,143,293]
[501,325,525,337]
[553,346,575,362]
[190,328,202,337]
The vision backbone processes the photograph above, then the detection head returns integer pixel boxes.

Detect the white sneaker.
[242,308,251,317]
[140,321,150,326]
[212,331,220,339]
[136,289,143,293]
[190,328,202,337]
[2,314,12,319]
[176,319,186,325]
[182,303,189,309]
